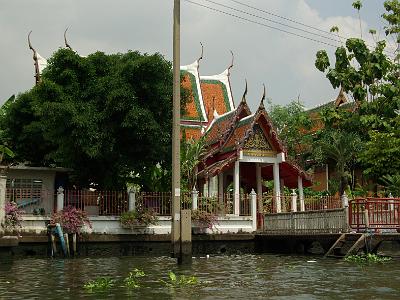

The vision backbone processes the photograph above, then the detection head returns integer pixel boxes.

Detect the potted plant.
[120,207,158,229]
[191,210,217,233]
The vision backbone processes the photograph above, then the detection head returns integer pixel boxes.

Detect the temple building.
[25,32,313,216]
[180,54,312,215]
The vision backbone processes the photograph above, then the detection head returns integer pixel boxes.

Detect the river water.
[0,254,399,299]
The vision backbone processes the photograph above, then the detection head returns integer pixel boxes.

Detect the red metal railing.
[136,192,172,216]
[240,194,251,216]
[5,188,253,217]
[6,188,56,215]
[64,190,128,216]
[349,198,400,231]
[304,196,341,211]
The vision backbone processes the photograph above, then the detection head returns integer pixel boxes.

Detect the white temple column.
[234,160,240,215]
[298,176,305,211]
[203,179,209,197]
[256,163,262,196]
[218,172,224,206]
[273,162,281,213]
[213,175,218,196]
[256,163,262,212]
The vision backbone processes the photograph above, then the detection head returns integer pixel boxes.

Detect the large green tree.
[267,100,312,168]
[314,0,400,190]
[2,49,182,189]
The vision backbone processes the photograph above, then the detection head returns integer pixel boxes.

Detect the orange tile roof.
[222,116,253,152]
[200,80,232,123]
[181,72,203,121]
[204,110,236,145]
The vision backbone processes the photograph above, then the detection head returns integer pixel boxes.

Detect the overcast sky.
[0,0,390,110]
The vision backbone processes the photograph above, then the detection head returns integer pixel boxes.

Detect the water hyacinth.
[50,206,92,234]
[4,201,23,229]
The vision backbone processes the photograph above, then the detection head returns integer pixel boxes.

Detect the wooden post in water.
[72,233,77,255]
[50,233,57,256]
[64,233,70,256]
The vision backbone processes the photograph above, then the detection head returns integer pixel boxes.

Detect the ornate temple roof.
[194,86,312,187]
[200,68,235,122]
[180,50,236,127]
[180,60,207,123]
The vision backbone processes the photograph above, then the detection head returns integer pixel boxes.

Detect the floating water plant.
[124,268,146,288]
[83,277,115,291]
[161,271,199,287]
[345,253,392,263]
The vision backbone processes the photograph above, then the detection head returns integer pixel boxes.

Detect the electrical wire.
[224,0,396,57]
[200,0,342,44]
[227,0,346,40]
[183,0,340,48]
[184,0,396,59]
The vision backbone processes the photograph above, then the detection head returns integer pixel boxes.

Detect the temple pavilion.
[180,54,312,216]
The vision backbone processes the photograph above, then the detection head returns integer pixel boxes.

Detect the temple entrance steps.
[324,233,378,258]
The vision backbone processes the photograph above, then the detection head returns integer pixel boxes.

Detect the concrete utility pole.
[172,0,182,263]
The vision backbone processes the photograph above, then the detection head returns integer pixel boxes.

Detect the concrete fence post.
[389,192,394,211]
[192,187,198,210]
[250,189,257,231]
[128,189,136,212]
[0,175,7,232]
[364,208,370,229]
[341,191,349,208]
[56,186,64,212]
[291,189,298,212]
[299,193,305,212]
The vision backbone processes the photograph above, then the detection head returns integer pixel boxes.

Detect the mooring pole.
[172,0,182,263]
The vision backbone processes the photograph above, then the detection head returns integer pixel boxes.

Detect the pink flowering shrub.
[4,201,23,229]
[50,206,92,234]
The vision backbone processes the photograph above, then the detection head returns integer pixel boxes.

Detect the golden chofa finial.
[28,31,40,85]
[64,27,73,50]
[259,84,266,109]
[28,30,34,52]
[198,42,204,61]
[241,79,248,103]
[227,50,234,75]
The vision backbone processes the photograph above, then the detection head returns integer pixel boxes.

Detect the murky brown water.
[0,254,399,299]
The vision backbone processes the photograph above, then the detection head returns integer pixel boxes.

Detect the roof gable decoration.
[200,68,235,112]
[200,51,236,120]
[243,124,276,157]
[235,86,286,156]
[181,58,207,122]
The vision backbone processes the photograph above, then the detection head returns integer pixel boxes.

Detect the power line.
[183,0,340,48]
[200,0,342,44]
[225,0,396,57]
[184,0,395,58]
[227,0,343,39]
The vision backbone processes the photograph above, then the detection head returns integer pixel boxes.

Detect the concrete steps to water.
[324,233,367,258]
